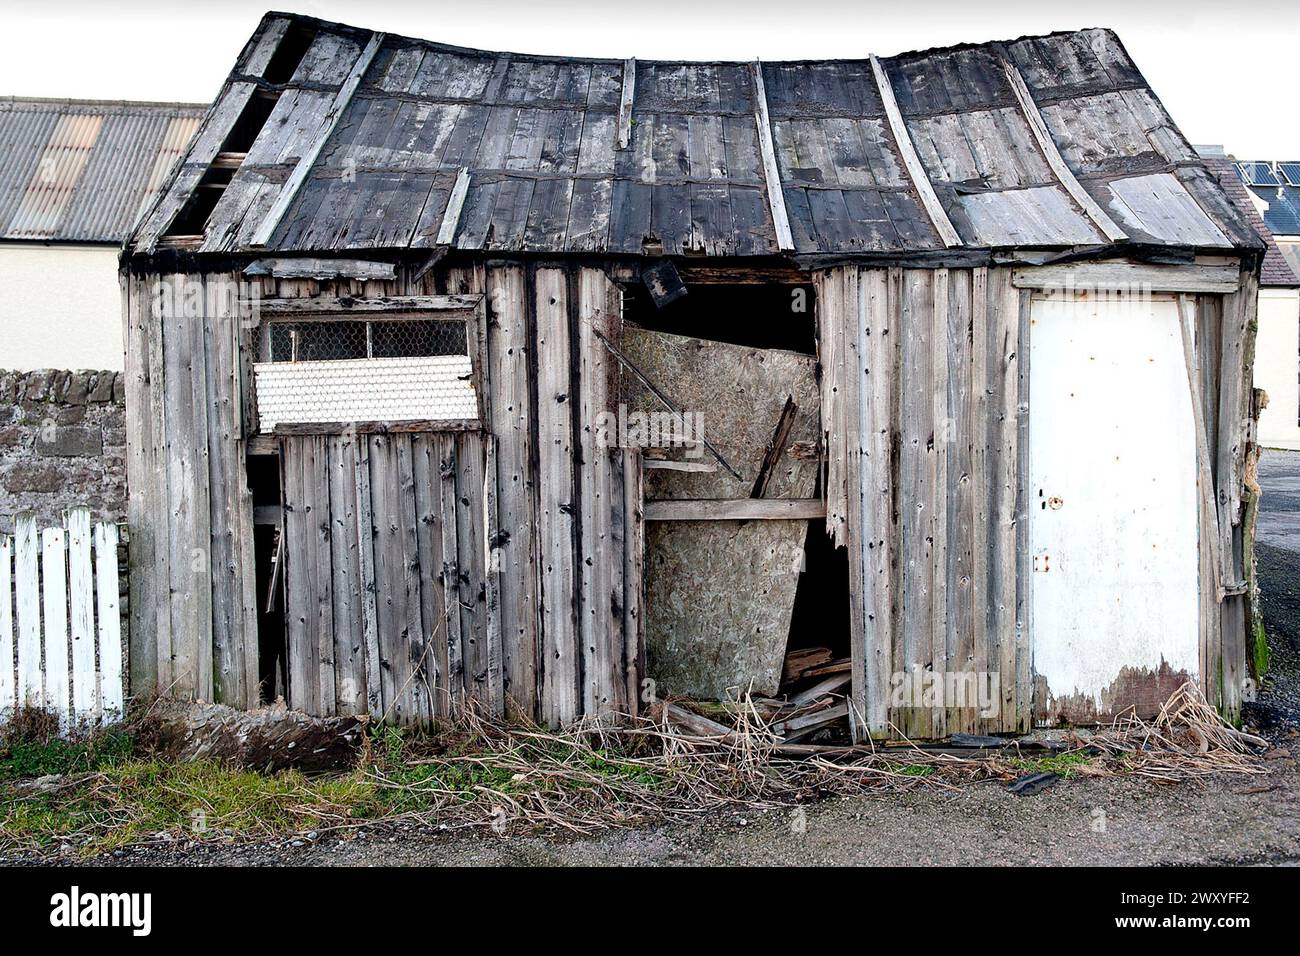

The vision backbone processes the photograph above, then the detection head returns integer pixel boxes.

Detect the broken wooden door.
[1029,291,1199,723]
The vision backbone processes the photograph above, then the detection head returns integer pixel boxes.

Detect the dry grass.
[0,683,1269,854]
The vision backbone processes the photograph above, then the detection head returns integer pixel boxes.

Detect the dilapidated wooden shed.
[121,11,1267,740]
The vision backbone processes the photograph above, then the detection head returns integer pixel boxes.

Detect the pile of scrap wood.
[660,645,855,750]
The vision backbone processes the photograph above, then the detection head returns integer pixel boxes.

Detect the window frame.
[252,294,486,436]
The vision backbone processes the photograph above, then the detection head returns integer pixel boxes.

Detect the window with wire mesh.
[266,317,468,362]
[254,313,478,430]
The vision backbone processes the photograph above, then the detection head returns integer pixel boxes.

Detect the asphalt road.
[1258,449,1300,557]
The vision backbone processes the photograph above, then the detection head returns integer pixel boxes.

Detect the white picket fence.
[0,508,124,727]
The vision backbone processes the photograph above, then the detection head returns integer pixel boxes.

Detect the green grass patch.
[1007,750,1097,779]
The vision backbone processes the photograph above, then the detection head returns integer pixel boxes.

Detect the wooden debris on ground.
[135,698,366,773]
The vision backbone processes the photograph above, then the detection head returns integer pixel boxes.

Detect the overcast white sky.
[2,0,1296,158]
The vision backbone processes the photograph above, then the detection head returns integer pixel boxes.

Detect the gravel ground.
[5,452,1300,868]
[8,767,1297,867]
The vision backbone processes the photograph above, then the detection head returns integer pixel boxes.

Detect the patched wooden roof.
[129,12,1262,260]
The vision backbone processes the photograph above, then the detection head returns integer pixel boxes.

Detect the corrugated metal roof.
[129,14,1261,259]
[0,98,205,242]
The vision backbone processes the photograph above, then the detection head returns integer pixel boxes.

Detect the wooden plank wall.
[123,271,259,708]
[819,263,1259,739]
[818,265,1028,740]
[125,262,642,727]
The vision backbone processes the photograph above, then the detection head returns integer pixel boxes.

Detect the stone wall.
[0,369,126,534]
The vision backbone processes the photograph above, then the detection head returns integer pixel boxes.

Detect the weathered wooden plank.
[437,432,465,712]
[409,434,447,716]
[838,267,867,737]
[352,436,383,715]
[1012,262,1240,293]
[1217,269,1257,722]
[190,275,215,703]
[986,268,1021,732]
[481,432,506,717]
[41,528,69,720]
[1013,288,1033,734]
[643,498,825,521]
[0,534,12,712]
[617,59,636,150]
[1177,294,1224,701]
[15,514,40,706]
[258,294,481,315]
[312,435,337,718]
[816,269,849,547]
[860,268,895,738]
[622,449,645,716]
[484,265,539,717]
[123,277,158,697]
[897,269,934,740]
[94,521,124,720]
[160,270,207,700]
[998,55,1126,242]
[243,259,398,281]
[750,62,795,252]
[869,56,962,248]
[452,433,489,713]
[67,508,95,723]
[535,267,579,726]
[251,32,387,246]
[969,267,992,729]
[434,167,472,247]
[204,277,243,706]
[394,433,431,722]
[577,268,623,717]
[281,439,315,713]
[944,269,976,734]
[930,269,950,738]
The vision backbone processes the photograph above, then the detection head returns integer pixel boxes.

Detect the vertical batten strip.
[95,521,124,720]
[750,61,796,252]
[67,508,96,722]
[15,515,40,707]
[436,168,471,247]
[868,55,962,249]
[930,269,950,738]
[250,32,387,247]
[998,55,1127,243]
[861,269,895,737]
[42,528,69,724]
[617,59,636,150]
[0,534,12,712]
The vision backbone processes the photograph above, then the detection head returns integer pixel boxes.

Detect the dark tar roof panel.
[1,98,205,243]
[129,13,1262,259]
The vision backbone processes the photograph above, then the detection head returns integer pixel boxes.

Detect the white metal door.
[1029,292,1199,722]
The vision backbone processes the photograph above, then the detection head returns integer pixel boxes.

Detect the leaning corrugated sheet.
[0,98,205,242]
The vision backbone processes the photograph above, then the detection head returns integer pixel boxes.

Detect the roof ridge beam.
[617,58,636,150]
[250,31,387,248]
[868,54,962,248]
[997,51,1127,243]
[750,60,795,252]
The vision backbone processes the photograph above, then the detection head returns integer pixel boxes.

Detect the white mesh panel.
[254,355,478,429]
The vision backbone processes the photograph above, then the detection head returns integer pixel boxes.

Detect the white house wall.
[0,243,123,371]
[1254,286,1300,450]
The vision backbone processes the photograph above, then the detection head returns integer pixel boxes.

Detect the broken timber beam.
[750,395,798,498]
